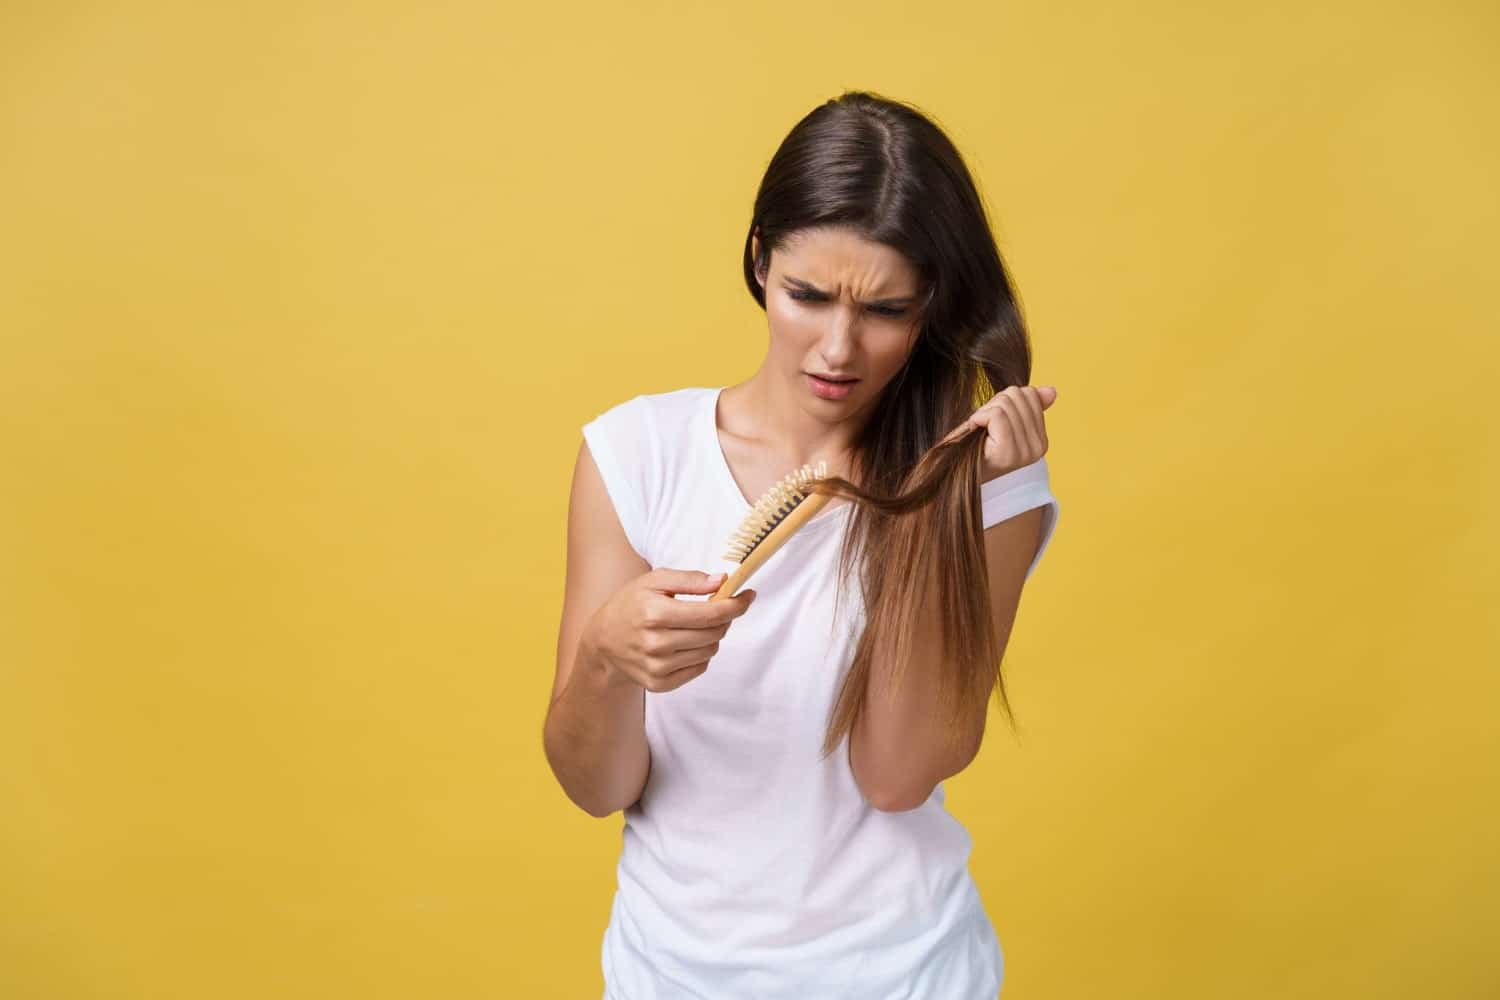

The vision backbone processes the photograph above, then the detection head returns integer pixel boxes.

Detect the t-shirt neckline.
[705,386,849,534]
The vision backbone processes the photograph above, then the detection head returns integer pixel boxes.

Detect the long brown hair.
[741,90,1037,759]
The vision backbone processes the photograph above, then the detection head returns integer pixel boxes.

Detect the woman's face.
[752,225,925,416]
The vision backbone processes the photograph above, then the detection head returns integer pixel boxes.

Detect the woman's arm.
[545,629,650,818]
[848,505,1047,811]
[542,438,651,818]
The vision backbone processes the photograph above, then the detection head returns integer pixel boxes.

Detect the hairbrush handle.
[709,488,834,601]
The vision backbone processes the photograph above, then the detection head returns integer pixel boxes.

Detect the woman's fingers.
[1002,388,1047,458]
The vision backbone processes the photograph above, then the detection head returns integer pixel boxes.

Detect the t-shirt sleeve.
[580,395,657,565]
[980,455,1059,580]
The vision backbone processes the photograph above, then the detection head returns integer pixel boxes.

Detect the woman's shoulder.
[587,384,712,423]
[579,385,717,568]
[581,385,717,473]
[585,386,716,455]
[641,384,716,421]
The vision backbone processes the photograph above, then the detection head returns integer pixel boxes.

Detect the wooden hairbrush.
[709,460,833,601]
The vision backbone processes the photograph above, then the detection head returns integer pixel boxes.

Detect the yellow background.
[3,2,1496,997]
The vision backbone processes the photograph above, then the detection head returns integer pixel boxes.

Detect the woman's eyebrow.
[782,275,916,307]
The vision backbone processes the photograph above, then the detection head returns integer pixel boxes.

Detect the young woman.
[545,90,1061,999]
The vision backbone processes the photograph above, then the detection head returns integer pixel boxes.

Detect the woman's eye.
[868,305,907,317]
[787,289,822,302]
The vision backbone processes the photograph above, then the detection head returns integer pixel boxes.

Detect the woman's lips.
[807,373,858,399]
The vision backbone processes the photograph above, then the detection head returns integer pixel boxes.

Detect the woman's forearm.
[543,630,651,818]
[848,566,986,812]
[850,506,1043,811]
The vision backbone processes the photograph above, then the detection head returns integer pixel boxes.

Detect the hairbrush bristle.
[722,460,828,563]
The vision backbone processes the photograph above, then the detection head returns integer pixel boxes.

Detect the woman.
[545,90,1060,999]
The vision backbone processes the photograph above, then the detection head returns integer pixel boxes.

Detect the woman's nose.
[822,304,862,342]
[817,312,859,364]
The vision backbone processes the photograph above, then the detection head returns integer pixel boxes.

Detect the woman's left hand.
[939,385,1058,482]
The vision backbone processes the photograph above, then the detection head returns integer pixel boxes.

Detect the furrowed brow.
[783,275,916,308]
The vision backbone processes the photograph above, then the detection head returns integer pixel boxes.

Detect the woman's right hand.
[584,569,757,692]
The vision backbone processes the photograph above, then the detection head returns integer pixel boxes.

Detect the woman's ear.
[750,229,767,287]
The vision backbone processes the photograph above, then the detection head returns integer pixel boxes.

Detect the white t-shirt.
[579,385,1059,1000]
